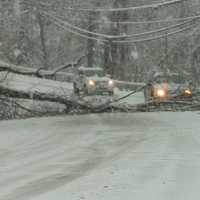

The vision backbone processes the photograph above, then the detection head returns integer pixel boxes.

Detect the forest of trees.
[0,0,200,83]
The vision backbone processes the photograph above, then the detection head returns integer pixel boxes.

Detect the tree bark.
[0,56,85,80]
[87,11,96,68]
[37,11,49,69]
[105,0,129,80]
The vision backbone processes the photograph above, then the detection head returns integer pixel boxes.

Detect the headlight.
[88,80,95,86]
[184,89,192,95]
[156,89,165,97]
[108,80,114,86]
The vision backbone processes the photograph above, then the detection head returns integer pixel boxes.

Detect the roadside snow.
[0,112,200,200]
[0,72,73,96]
[115,89,145,104]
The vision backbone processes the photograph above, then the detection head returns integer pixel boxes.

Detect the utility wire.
[112,24,195,44]
[27,1,199,26]
[65,14,200,25]
[64,15,194,39]
[43,11,197,45]
[41,12,107,42]
[42,11,111,39]
[42,11,197,40]
[61,0,184,12]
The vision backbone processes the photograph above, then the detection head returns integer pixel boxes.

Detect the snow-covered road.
[0,112,200,200]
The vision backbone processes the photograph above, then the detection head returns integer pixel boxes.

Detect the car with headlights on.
[73,67,115,96]
[144,72,192,103]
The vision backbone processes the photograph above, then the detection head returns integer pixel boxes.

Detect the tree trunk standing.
[106,1,120,79]
[191,45,200,85]
[15,0,29,65]
[14,0,21,18]
[87,11,96,68]
[103,41,111,75]
[164,33,169,72]
[104,0,129,80]
[110,38,118,78]
[37,11,49,70]
[118,0,129,80]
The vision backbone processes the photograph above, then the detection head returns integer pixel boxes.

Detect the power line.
[41,3,200,25]
[53,21,107,42]
[41,13,107,42]
[112,24,195,44]
[67,14,200,25]
[41,11,114,39]
[42,11,197,40]
[42,11,197,45]
[62,0,184,12]
[24,0,198,26]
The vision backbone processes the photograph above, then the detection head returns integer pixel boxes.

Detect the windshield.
[168,75,185,84]
[154,74,186,84]
[79,69,104,77]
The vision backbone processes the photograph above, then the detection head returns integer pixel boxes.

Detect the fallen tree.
[0,60,146,88]
[0,71,73,103]
[0,60,147,118]
[0,70,199,119]
[0,71,98,115]
[0,55,85,82]
[0,84,71,106]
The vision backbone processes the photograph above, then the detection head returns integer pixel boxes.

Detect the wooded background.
[1,0,200,83]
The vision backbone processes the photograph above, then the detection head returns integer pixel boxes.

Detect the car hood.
[86,76,111,82]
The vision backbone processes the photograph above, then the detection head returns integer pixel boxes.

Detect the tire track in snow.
[0,114,162,200]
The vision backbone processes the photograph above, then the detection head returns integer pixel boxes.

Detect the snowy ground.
[116,89,145,104]
[0,72,73,97]
[0,112,200,200]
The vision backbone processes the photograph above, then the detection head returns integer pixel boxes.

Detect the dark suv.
[144,72,192,103]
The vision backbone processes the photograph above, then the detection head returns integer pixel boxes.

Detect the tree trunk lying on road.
[0,60,68,77]
[0,70,96,114]
[0,71,75,110]
[0,60,146,116]
[0,84,72,106]
[0,56,85,82]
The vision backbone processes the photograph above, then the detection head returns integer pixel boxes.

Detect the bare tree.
[87,11,96,68]
[36,9,49,69]
[104,0,130,80]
